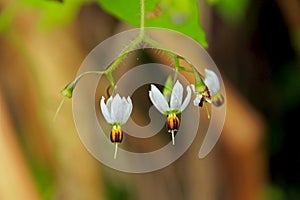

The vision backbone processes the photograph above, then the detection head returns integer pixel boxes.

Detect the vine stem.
[144,36,198,74]
[62,0,146,95]
[140,0,145,37]
[74,70,105,84]
[53,98,65,122]
[56,0,147,120]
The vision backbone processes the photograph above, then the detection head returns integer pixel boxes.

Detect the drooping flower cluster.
[99,68,223,158]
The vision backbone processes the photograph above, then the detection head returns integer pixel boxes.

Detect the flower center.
[110,125,123,143]
[166,114,180,133]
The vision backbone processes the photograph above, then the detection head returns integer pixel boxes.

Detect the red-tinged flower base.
[166,114,180,133]
[110,126,123,143]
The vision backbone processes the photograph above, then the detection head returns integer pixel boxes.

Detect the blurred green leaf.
[0,0,86,31]
[96,0,159,26]
[207,0,249,23]
[267,184,285,200]
[276,62,300,110]
[31,160,55,200]
[0,2,17,32]
[97,0,207,46]
[104,177,131,200]
[21,0,86,29]
[2,0,207,46]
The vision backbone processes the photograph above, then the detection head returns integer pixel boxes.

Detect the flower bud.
[61,81,75,98]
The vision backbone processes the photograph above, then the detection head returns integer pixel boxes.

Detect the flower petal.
[180,85,191,111]
[111,94,123,123]
[117,96,127,123]
[204,69,220,96]
[120,96,133,124]
[191,84,197,93]
[106,96,113,112]
[170,80,183,110]
[193,94,202,106]
[100,96,113,123]
[149,84,169,114]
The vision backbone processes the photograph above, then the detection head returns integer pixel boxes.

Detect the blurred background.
[0,0,299,199]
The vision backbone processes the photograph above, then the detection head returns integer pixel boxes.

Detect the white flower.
[100,94,132,126]
[149,80,191,115]
[191,84,210,106]
[149,80,191,145]
[191,69,220,106]
[204,69,220,97]
[100,94,133,159]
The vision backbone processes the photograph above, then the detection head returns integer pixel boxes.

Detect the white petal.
[193,95,201,106]
[180,85,191,111]
[118,96,130,123]
[120,96,133,123]
[106,96,113,112]
[170,80,183,110]
[204,69,220,96]
[191,84,197,93]
[100,96,113,123]
[117,96,127,123]
[205,98,212,104]
[111,94,123,122]
[149,84,169,114]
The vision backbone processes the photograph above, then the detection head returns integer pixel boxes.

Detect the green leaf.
[97,0,207,47]
[2,0,86,30]
[96,0,159,26]
[25,0,86,29]
[207,0,250,23]
[0,2,17,32]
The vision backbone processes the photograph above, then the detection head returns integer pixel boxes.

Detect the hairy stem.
[140,0,145,37]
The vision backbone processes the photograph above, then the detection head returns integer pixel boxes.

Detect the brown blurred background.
[0,0,299,199]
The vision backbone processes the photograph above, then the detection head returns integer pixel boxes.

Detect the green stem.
[144,36,200,76]
[74,70,105,84]
[204,103,210,119]
[104,36,143,75]
[63,0,146,97]
[140,0,145,37]
[53,98,65,122]
[106,72,116,95]
[99,0,146,89]
[61,35,144,100]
